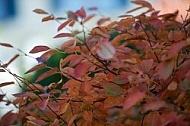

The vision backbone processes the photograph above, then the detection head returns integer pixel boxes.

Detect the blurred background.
[0,0,189,117]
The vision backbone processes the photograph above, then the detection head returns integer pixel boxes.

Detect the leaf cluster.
[0,1,190,125]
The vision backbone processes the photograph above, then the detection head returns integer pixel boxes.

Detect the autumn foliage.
[0,1,190,125]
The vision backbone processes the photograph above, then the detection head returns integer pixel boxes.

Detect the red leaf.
[82,110,93,122]
[60,54,83,68]
[37,95,49,110]
[83,14,96,23]
[60,39,76,49]
[33,9,48,14]
[53,33,72,38]
[74,62,91,79]
[0,111,18,125]
[57,19,72,31]
[155,60,175,80]
[25,64,47,74]
[123,90,146,110]
[113,73,129,84]
[29,45,50,54]
[35,68,58,82]
[27,83,45,92]
[97,41,116,59]
[76,7,86,19]
[0,81,14,88]
[38,49,57,62]
[42,15,54,22]
[97,17,110,25]
[67,11,78,20]
[131,0,152,9]
[91,27,110,38]
[3,54,19,68]
[0,43,13,48]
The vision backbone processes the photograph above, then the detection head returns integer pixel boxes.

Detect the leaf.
[29,45,50,53]
[42,15,54,22]
[35,68,58,82]
[88,7,98,11]
[25,64,47,74]
[37,95,49,110]
[131,0,152,9]
[33,9,48,14]
[53,33,72,38]
[76,7,86,19]
[155,60,175,80]
[74,62,91,79]
[31,119,47,125]
[57,19,72,31]
[37,49,57,63]
[141,100,166,113]
[3,54,19,68]
[83,14,96,23]
[82,110,93,122]
[91,27,110,38]
[0,69,6,72]
[0,94,5,101]
[167,81,177,91]
[0,111,18,125]
[166,40,186,59]
[113,73,129,84]
[0,43,13,48]
[67,11,78,20]
[27,83,45,92]
[123,90,146,110]
[104,96,124,108]
[0,81,14,88]
[50,119,59,126]
[101,81,123,96]
[60,39,76,49]
[59,102,70,115]
[97,18,110,25]
[97,41,116,59]
[68,114,79,126]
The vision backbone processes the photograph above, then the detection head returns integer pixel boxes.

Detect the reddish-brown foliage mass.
[0,1,190,125]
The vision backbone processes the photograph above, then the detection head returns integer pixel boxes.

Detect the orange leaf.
[123,90,146,110]
[42,15,54,22]
[74,62,91,79]
[82,110,93,122]
[0,81,14,88]
[104,96,124,109]
[53,33,72,38]
[131,0,152,9]
[35,68,58,82]
[167,81,177,91]
[60,39,76,49]
[29,45,50,54]
[97,17,110,25]
[91,27,110,38]
[68,114,79,126]
[83,14,96,23]
[59,102,70,115]
[57,19,72,31]
[25,64,46,74]
[37,49,57,62]
[33,9,48,14]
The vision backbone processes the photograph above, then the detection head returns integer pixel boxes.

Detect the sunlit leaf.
[155,60,175,80]
[42,15,54,22]
[123,90,146,110]
[33,9,48,14]
[0,81,14,88]
[35,68,58,82]
[76,7,86,19]
[97,41,116,59]
[53,33,72,38]
[57,19,72,31]
[101,81,123,96]
[0,43,13,48]
[29,45,50,54]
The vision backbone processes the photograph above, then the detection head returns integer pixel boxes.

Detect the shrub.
[0,1,190,125]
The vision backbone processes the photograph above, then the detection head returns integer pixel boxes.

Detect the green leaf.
[101,81,123,96]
